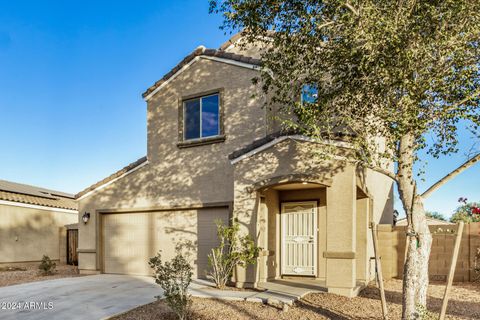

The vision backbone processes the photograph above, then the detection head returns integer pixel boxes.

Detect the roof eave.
[142,47,261,102]
[75,156,148,200]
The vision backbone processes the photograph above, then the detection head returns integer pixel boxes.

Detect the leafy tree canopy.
[210,1,480,317]
[210,0,480,174]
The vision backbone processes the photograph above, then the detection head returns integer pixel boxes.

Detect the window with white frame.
[183,93,220,140]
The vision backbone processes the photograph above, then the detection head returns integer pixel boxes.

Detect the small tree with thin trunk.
[210,1,480,318]
[207,219,260,289]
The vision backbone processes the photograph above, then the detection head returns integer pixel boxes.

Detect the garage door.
[102,207,229,278]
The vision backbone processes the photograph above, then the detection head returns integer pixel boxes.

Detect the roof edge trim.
[0,199,78,214]
[230,135,353,165]
[143,56,201,102]
[143,53,260,102]
[76,158,148,200]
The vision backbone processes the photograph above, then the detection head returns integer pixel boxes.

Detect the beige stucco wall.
[356,197,371,284]
[264,189,279,280]
[0,203,77,264]
[355,155,395,284]
[78,58,266,272]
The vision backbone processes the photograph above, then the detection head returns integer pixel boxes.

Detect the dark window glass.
[183,93,220,141]
[301,84,318,104]
[201,95,219,137]
[184,99,200,140]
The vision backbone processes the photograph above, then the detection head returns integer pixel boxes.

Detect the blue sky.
[0,1,478,218]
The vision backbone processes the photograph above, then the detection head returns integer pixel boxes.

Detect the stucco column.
[257,197,269,283]
[325,165,358,297]
[356,197,370,285]
[59,227,67,264]
[77,203,100,274]
[232,183,259,288]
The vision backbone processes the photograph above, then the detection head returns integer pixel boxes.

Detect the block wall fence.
[378,222,480,282]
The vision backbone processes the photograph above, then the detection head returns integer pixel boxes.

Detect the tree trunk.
[401,197,432,319]
[397,134,433,319]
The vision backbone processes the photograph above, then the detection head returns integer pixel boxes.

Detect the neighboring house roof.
[396,217,454,226]
[142,46,261,100]
[0,179,77,211]
[75,156,148,199]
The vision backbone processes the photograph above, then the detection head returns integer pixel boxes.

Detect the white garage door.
[102,207,229,278]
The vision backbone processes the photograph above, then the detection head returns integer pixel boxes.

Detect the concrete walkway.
[190,278,326,306]
[0,275,326,320]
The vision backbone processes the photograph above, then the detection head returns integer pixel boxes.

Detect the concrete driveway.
[0,274,161,320]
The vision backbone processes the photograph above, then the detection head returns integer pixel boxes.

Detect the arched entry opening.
[252,176,330,287]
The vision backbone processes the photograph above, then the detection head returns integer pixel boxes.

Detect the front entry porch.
[231,137,374,297]
[257,184,327,283]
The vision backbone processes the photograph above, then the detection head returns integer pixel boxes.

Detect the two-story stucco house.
[76,34,393,297]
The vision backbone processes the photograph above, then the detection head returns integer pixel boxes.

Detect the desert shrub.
[149,251,192,320]
[206,219,260,289]
[415,304,437,320]
[38,255,56,275]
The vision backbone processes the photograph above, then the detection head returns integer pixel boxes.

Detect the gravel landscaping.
[112,279,480,320]
[0,263,82,287]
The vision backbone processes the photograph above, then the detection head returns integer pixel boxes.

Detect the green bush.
[206,219,260,289]
[149,251,192,320]
[38,255,56,275]
[425,211,446,221]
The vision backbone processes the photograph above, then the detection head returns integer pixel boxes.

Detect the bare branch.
[464,141,480,160]
[441,88,480,115]
[343,3,359,16]
[358,162,398,182]
[317,21,335,30]
[421,153,480,199]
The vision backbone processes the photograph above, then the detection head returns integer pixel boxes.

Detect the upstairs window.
[301,84,318,104]
[184,93,220,140]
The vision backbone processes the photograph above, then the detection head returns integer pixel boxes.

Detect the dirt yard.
[0,263,82,287]
[113,279,480,320]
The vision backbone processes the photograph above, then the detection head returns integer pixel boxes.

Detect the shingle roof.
[228,130,354,161]
[0,180,77,211]
[75,156,148,199]
[142,46,261,99]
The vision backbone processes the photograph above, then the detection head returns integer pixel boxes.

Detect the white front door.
[281,201,317,276]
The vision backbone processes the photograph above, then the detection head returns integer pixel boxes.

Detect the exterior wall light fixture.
[82,212,91,224]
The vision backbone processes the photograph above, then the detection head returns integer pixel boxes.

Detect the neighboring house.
[396,217,454,226]
[0,180,78,265]
[76,34,394,297]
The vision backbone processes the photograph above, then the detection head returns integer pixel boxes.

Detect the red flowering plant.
[451,197,480,223]
[454,198,480,282]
